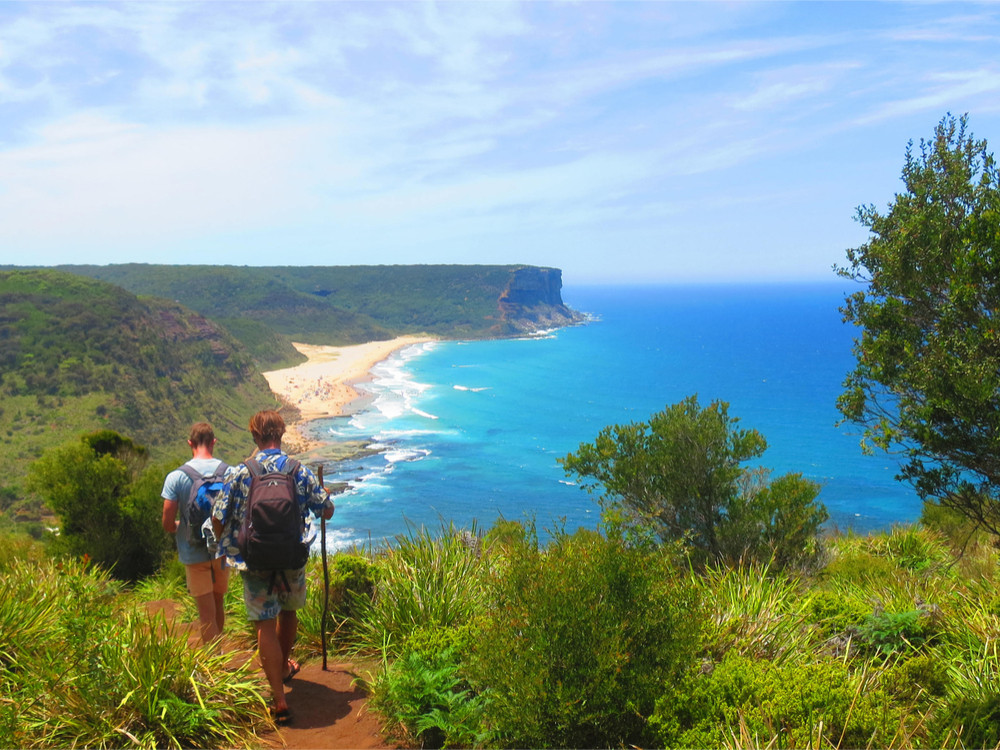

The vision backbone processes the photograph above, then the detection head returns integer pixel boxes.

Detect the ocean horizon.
[306,281,922,551]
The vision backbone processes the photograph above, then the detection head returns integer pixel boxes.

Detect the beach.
[263,335,435,453]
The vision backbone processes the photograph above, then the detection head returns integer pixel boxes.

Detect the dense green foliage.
[8,512,1000,748]
[561,395,828,569]
[468,524,703,748]
[55,264,553,355]
[56,264,393,353]
[333,517,1000,749]
[0,269,277,511]
[0,550,268,749]
[26,430,172,581]
[838,114,1000,534]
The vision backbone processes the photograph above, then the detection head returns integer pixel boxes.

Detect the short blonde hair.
[249,410,285,447]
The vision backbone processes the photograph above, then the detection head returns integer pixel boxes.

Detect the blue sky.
[1,1,998,285]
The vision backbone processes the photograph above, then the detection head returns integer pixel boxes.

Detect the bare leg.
[212,590,226,636]
[255,618,288,712]
[193,592,221,644]
[277,609,298,679]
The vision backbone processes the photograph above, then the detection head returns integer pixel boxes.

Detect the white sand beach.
[263,336,435,452]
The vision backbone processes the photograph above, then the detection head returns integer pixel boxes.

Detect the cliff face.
[497,267,585,333]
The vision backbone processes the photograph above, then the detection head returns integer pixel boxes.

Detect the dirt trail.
[257,660,395,749]
[145,600,396,749]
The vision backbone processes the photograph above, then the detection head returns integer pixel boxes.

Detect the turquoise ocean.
[304,283,921,550]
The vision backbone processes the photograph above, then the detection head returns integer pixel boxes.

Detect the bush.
[328,553,377,620]
[367,626,484,748]
[699,563,816,662]
[856,609,930,655]
[651,652,904,749]
[561,396,827,570]
[807,589,869,637]
[298,552,378,653]
[468,525,703,748]
[26,430,172,580]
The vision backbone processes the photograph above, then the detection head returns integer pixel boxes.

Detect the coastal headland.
[263,335,436,455]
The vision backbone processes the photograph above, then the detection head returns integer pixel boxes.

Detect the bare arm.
[162,499,177,534]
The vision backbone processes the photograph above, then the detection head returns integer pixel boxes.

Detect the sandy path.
[263,336,435,452]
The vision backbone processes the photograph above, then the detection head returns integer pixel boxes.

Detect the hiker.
[161,422,230,644]
[211,409,333,726]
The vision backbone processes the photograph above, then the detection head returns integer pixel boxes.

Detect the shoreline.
[263,335,436,455]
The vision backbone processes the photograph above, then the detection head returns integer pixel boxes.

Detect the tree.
[837,114,1000,533]
[560,395,827,569]
[26,430,171,580]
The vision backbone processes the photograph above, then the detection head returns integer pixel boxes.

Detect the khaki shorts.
[241,567,307,621]
[185,558,230,598]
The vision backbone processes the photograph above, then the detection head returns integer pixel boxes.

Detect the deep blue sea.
[305,283,921,550]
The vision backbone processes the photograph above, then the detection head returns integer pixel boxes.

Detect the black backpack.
[237,456,309,571]
[178,462,229,549]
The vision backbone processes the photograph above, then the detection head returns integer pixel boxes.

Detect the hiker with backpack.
[211,409,334,726]
[160,422,231,645]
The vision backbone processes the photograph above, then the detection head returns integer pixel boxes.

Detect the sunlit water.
[303,283,920,550]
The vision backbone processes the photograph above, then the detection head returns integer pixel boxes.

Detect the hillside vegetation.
[4,514,1000,749]
[54,264,579,367]
[0,270,280,519]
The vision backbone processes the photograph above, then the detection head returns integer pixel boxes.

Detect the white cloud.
[854,68,1000,125]
[0,113,325,247]
[1,1,999,280]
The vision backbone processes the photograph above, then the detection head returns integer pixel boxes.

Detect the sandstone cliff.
[497,267,585,334]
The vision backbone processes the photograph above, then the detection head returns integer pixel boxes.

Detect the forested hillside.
[0,270,280,519]
[55,264,581,366]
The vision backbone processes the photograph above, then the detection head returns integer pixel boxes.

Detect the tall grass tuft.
[350,523,488,656]
[2,553,269,749]
[699,562,816,662]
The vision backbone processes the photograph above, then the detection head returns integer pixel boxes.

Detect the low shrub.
[2,553,268,749]
[651,652,905,748]
[299,552,377,652]
[807,589,869,637]
[699,563,815,662]
[367,626,483,748]
[856,609,931,655]
[467,525,703,748]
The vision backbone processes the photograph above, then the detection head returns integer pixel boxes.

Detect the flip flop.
[282,659,301,684]
[271,706,293,726]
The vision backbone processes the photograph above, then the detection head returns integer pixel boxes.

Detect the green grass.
[1,548,270,749]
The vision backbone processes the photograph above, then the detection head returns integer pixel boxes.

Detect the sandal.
[282,659,301,684]
[271,705,293,726]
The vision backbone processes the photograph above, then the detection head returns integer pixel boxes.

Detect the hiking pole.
[317,463,330,672]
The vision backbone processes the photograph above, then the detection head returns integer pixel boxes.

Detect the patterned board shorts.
[241,567,307,621]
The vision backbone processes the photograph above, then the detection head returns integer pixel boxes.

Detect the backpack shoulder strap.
[178,464,202,481]
[281,458,301,476]
[211,462,229,480]
[245,457,263,478]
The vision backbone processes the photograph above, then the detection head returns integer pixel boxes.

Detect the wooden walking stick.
[318,464,330,671]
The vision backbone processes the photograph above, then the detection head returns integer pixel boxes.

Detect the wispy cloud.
[1,1,999,281]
